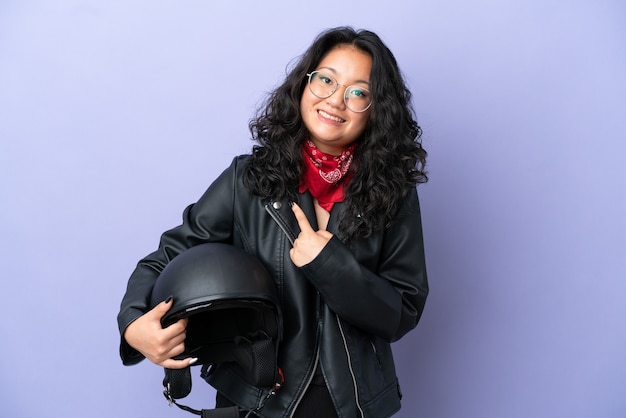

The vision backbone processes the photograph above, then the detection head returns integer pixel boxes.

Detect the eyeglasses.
[306,70,372,113]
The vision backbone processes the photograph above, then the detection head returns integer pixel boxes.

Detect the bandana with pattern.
[299,140,356,212]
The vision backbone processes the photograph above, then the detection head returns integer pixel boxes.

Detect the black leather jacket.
[117,155,428,417]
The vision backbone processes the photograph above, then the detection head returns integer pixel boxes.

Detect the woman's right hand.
[123,297,195,369]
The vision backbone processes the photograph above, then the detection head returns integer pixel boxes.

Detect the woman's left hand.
[289,203,333,267]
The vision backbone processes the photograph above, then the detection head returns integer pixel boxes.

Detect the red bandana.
[299,140,356,212]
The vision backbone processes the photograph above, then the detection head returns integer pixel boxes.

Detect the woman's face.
[300,45,372,156]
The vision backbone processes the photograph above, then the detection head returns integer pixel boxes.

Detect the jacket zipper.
[265,200,323,417]
[289,294,323,417]
[289,346,320,417]
[264,202,295,246]
[336,315,365,418]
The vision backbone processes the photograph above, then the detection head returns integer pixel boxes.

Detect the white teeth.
[318,110,344,123]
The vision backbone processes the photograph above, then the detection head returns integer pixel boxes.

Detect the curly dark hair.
[244,26,427,239]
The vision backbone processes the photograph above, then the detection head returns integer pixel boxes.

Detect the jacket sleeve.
[116,157,240,365]
[300,187,428,342]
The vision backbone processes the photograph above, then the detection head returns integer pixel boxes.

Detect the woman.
[118,26,428,417]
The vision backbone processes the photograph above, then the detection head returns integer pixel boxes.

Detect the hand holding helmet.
[123,298,194,369]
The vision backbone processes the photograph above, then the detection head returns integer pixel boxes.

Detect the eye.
[348,88,369,99]
[317,74,334,85]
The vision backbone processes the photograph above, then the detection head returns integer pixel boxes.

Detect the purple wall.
[1,1,624,417]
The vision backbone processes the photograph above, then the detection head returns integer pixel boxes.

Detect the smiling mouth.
[318,110,345,123]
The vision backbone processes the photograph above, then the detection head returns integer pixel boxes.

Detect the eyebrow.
[317,66,370,86]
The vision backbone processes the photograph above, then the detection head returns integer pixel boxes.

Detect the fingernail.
[288,201,295,207]
[165,295,173,304]
[189,357,198,365]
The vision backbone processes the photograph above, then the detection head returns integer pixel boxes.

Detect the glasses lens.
[344,86,372,112]
[309,71,336,99]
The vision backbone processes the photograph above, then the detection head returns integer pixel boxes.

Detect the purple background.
[1,1,625,417]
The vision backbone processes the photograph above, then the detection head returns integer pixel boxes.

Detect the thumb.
[316,230,333,240]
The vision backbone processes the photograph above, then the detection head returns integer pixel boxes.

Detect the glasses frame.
[306,71,373,113]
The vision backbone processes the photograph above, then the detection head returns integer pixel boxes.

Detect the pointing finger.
[291,203,315,234]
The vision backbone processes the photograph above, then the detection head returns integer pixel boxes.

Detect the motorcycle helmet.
[149,243,283,406]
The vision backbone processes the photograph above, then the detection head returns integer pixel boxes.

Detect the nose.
[325,85,347,109]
